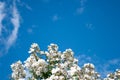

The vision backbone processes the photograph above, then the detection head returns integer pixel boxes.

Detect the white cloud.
[108,59,120,65]
[27,25,38,34]
[52,14,60,21]
[75,54,120,77]
[76,0,87,14]
[0,2,5,36]
[80,0,87,7]
[97,63,111,77]
[27,28,33,34]
[75,54,92,66]
[86,23,94,30]
[76,7,84,14]
[5,1,20,52]
[17,0,32,11]
[25,4,32,11]
[97,59,120,77]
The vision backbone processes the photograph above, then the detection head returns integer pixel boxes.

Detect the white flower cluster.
[80,63,101,80]
[28,43,40,54]
[11,43,120,80]
[11,60,26,80]
[104,69,120,80]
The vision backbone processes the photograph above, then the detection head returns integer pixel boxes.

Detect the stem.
[33,53,38,61]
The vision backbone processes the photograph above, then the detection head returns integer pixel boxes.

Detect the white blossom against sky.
[0,0,120,79]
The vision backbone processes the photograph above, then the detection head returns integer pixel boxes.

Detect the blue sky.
[0,0,120,79]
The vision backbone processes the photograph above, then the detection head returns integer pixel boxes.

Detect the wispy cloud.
[41,0,50,3]
[27,25,38,34]
[0,2,5,36]
[76,0,87,14]
[75,54,92,66]
[86,23,95,30]
[17,0,32,11]
[27,26,34,34]
[27,28,33,34]
[80,0,87,6]
[75,54,120,78]
[76,7,84,14]
[6,1,20,51]
[108,59,120,65]
[97,59,120,78]
[0,1,21,56]
[52,14,61,22]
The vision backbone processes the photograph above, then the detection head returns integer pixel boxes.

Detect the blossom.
[28,43,40,54]
[48,43,58,53]
[104,69,120,80]
[11,43,120,80]
[24,54,37,69]
[11,60,26,79]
